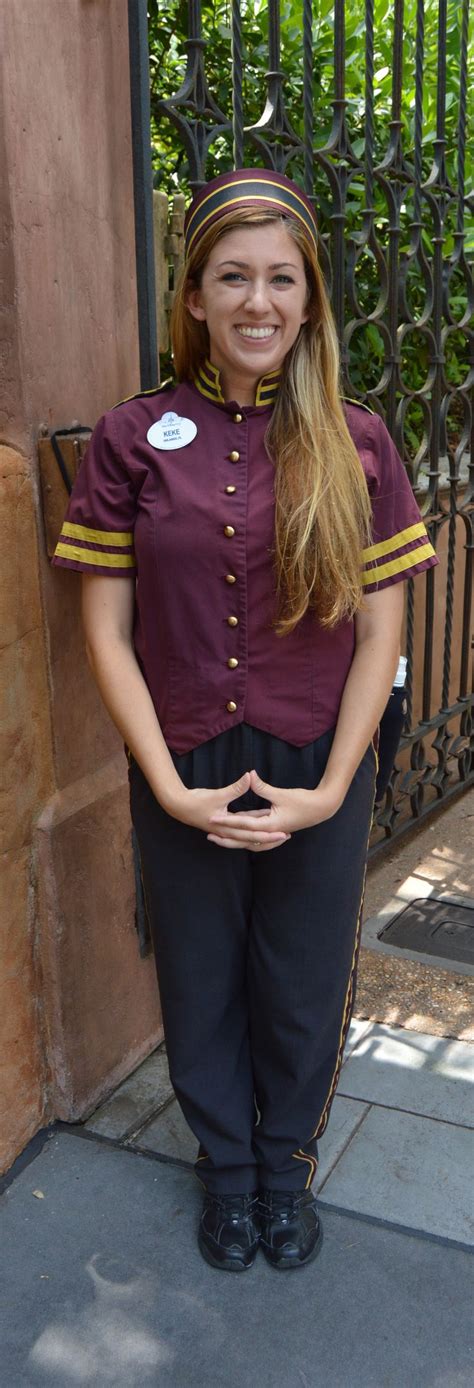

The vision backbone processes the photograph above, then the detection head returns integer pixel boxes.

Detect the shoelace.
[208,1194,258,1223]
[260,1190,306,1220]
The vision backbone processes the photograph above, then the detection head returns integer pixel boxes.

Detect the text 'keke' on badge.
[147,412,197,451]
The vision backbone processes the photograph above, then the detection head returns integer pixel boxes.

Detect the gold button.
[226,701,237,713]
[224,525,235,537]
[227,657,239,669]
[233,413,243,424]
[227,615,238,626]
[225,573,236,584]
[229,451,240,462]
[225,485,236,495]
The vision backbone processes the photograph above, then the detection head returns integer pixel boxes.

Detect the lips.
[235,326,277,339]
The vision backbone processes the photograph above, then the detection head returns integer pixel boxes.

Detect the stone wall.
[0,0,162,1175]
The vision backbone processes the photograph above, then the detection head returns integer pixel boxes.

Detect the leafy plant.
[147,0,473,457]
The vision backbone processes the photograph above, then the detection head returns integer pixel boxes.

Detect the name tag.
[147,411,197,451]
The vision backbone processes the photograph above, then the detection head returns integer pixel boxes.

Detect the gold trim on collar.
[194,359,281,408]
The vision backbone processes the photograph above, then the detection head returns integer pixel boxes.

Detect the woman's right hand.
[167,773,290,851]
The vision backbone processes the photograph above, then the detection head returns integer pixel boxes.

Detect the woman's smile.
[186,222,309,402]
[235,325,278,339]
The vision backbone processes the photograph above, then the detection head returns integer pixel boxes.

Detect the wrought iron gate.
[128,0,473,852]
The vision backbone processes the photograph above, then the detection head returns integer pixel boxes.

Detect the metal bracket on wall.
[38,426,91,557]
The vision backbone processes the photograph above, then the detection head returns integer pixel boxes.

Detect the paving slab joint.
[316,1104,372,1195]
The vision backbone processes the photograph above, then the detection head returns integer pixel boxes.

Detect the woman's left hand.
[207,768,344,848]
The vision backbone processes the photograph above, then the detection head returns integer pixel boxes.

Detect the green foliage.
[148,0,473,455]
[148,0,473,197]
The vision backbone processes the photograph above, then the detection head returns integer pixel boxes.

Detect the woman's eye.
[219,271,294,285]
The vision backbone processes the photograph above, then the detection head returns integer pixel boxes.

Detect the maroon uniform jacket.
[53,362,437,754]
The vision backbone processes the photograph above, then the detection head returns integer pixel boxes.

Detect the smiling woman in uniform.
[53,169,437,1272]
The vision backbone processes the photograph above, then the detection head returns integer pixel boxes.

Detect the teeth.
[236,326,276,339]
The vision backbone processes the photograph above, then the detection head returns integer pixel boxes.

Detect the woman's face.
[186,222,309,400]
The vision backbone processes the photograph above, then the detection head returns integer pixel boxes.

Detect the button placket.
[220,411,247,718]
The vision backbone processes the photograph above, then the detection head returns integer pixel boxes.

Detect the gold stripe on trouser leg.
[292,1150,318,1190]
[310,738,378,1145]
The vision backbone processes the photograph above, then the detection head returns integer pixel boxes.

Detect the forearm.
[319,634,400,802]
[85,634,185,812]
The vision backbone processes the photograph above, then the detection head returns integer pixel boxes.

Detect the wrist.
[155,779,188,819]
[313,775,347,811]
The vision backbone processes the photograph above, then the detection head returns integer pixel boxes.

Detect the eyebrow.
[216,259,299,270]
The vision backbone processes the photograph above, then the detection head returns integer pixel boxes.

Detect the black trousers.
[129,725,377,1195]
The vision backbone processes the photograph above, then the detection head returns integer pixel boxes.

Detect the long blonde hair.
[171,207,372,634]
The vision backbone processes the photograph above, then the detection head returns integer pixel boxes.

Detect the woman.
[53,169,437,1272]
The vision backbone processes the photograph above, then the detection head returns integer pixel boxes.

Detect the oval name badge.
[147,411,197,451]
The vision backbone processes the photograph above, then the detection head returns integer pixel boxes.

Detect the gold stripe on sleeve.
[55,543,136,568]
[361,541,435,585]
[61,521,133,547]
[362,521,426,563]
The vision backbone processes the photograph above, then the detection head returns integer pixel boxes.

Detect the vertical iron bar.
[405,579,415,730]
[422,557,436,722]
[232,0,244,168]
[268,0,280,72]
[331,0,346,343]
[441,514,456,709]
[413,0,425,227]
[456,0,469,233]
[127,0,158,389]
[459,524,473,698]
[188,0,202,43]
[391,0,404,125]
[334,0,345,102]
[428,0,447,503]
[435,0,447,157]
[303,0,314,195]
[364,0,374,210]
[386,0,404,436]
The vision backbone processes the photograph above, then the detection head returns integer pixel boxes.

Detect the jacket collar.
[194,358,281,408]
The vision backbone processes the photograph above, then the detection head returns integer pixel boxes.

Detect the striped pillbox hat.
[184,168,318,257]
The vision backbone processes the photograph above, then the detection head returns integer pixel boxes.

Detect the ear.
[186,285,207,323]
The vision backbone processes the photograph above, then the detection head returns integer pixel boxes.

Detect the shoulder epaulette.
[111,378,175,410]
[342,395,375,415]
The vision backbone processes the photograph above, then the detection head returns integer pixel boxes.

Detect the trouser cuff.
[195,1161,259,1196]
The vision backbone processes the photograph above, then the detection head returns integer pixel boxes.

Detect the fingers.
[209,812,278,834]
[210,830,288,846]
[207,835,289,852]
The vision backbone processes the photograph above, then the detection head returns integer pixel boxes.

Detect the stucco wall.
[0,0,162,1174]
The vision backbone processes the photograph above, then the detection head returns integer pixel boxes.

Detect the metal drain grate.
[378,898,474,965]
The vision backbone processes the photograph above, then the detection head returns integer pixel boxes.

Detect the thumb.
[249,768,270,795]
[225,771,251,801]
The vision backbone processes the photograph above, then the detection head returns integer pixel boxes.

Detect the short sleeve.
[361,415,438,592]
[52,411,137,576]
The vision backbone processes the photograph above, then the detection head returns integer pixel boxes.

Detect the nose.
[244,278,271,313]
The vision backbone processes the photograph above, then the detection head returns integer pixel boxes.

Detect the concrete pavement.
[1,1017,473,1387]
[2,791,473,1385]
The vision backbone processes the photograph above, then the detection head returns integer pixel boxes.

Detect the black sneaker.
[198,1192,260,1271]
[259,1188,323,1269]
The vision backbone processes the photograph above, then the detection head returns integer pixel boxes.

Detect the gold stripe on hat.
[186,182,317,256]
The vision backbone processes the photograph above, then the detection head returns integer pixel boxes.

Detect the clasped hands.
[171,769,344,851]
